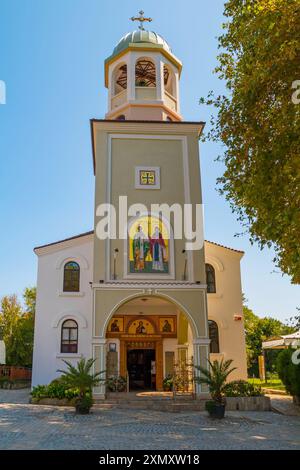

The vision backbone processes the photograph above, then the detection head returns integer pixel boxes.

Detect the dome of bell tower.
[112,30,172,58]
[104,12,182,122]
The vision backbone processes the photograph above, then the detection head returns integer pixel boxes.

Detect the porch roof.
[262,331,300,350]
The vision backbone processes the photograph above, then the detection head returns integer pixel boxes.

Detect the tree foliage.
[243,304,295,375]
[0,287,36,367]
[277,347,300,398]
[202,0,300,282]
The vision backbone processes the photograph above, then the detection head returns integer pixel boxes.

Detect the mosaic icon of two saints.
[129,216,169,274]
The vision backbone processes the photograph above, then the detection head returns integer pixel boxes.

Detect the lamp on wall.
[113,248,119,280]
[234,314,242,321]
[182,249,187,281]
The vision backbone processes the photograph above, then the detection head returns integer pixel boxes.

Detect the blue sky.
[0,0,299,321]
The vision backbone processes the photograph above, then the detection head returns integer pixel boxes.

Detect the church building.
[32,14,247,397]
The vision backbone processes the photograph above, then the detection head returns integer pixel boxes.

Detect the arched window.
[164,65,175,96]
[113,64,127,96]
[63,262,80,292]
[135,59,156,87]
[208,320,219,353]
[116,114,125,121]
[206,263,216,293]
[61,319,78,353]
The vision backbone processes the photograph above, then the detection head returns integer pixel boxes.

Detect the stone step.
[93,401,206,412]
[95,398,197,404]
[93,397,206,412]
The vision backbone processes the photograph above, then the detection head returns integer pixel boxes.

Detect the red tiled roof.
[205,240,244,254]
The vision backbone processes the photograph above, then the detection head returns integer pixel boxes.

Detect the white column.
[156,56,164,101]
[107,65,113,112]
[193,338,210,396]
[175,71,180,114]
[128,52,136,101]
[93,339,107,398]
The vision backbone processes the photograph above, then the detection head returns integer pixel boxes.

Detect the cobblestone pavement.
[0,391,299,450]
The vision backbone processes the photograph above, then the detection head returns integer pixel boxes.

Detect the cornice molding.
[92,282,206,290]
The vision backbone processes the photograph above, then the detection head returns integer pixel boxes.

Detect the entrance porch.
[92,291,210,398]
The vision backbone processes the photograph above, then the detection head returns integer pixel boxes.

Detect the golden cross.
[130,10,152,31]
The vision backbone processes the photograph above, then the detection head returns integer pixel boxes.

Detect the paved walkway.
[0,390,299,450]
[0,388,30,405]
[267,394,300,416]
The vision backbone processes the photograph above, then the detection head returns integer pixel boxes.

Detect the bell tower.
[91,13,210,398]
[105,11,182,121]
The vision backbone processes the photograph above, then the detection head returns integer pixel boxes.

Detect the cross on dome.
[130,10,152,31]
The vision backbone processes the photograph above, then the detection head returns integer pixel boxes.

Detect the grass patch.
[248,377,286,391]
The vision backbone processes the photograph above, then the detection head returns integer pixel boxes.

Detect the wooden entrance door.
[127,349,155,390]
[120,339,163,391]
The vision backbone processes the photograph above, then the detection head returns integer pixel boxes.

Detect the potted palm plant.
[57,358,104,414]
[194,359,236,419]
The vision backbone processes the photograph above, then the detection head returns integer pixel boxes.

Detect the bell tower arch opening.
[135,58,156,88]
[112,63,127,96]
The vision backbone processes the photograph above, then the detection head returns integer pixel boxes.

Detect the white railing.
[135,87,157,101]
[111,89,127,109]
[164,90,177,111]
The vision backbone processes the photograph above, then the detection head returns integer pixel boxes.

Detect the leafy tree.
[243,304,294,376]
[20,287,36,366]
[201,0,300,282]
[24,287,36,317]
[277,348,300,398]
[0,295,22,365]
[0,288,36,367]
[286,307,300,330]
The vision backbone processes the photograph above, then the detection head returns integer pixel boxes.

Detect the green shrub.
[225,380,262,397]
[277,348,300,398]
[64,388,80,399]
[31,384,49,399]
[31,379,80,400]
[47,380,69,399]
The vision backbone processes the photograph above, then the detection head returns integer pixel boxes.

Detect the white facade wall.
[31,236,93,386]
[205,242,248,380]
[32,236,247,386]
